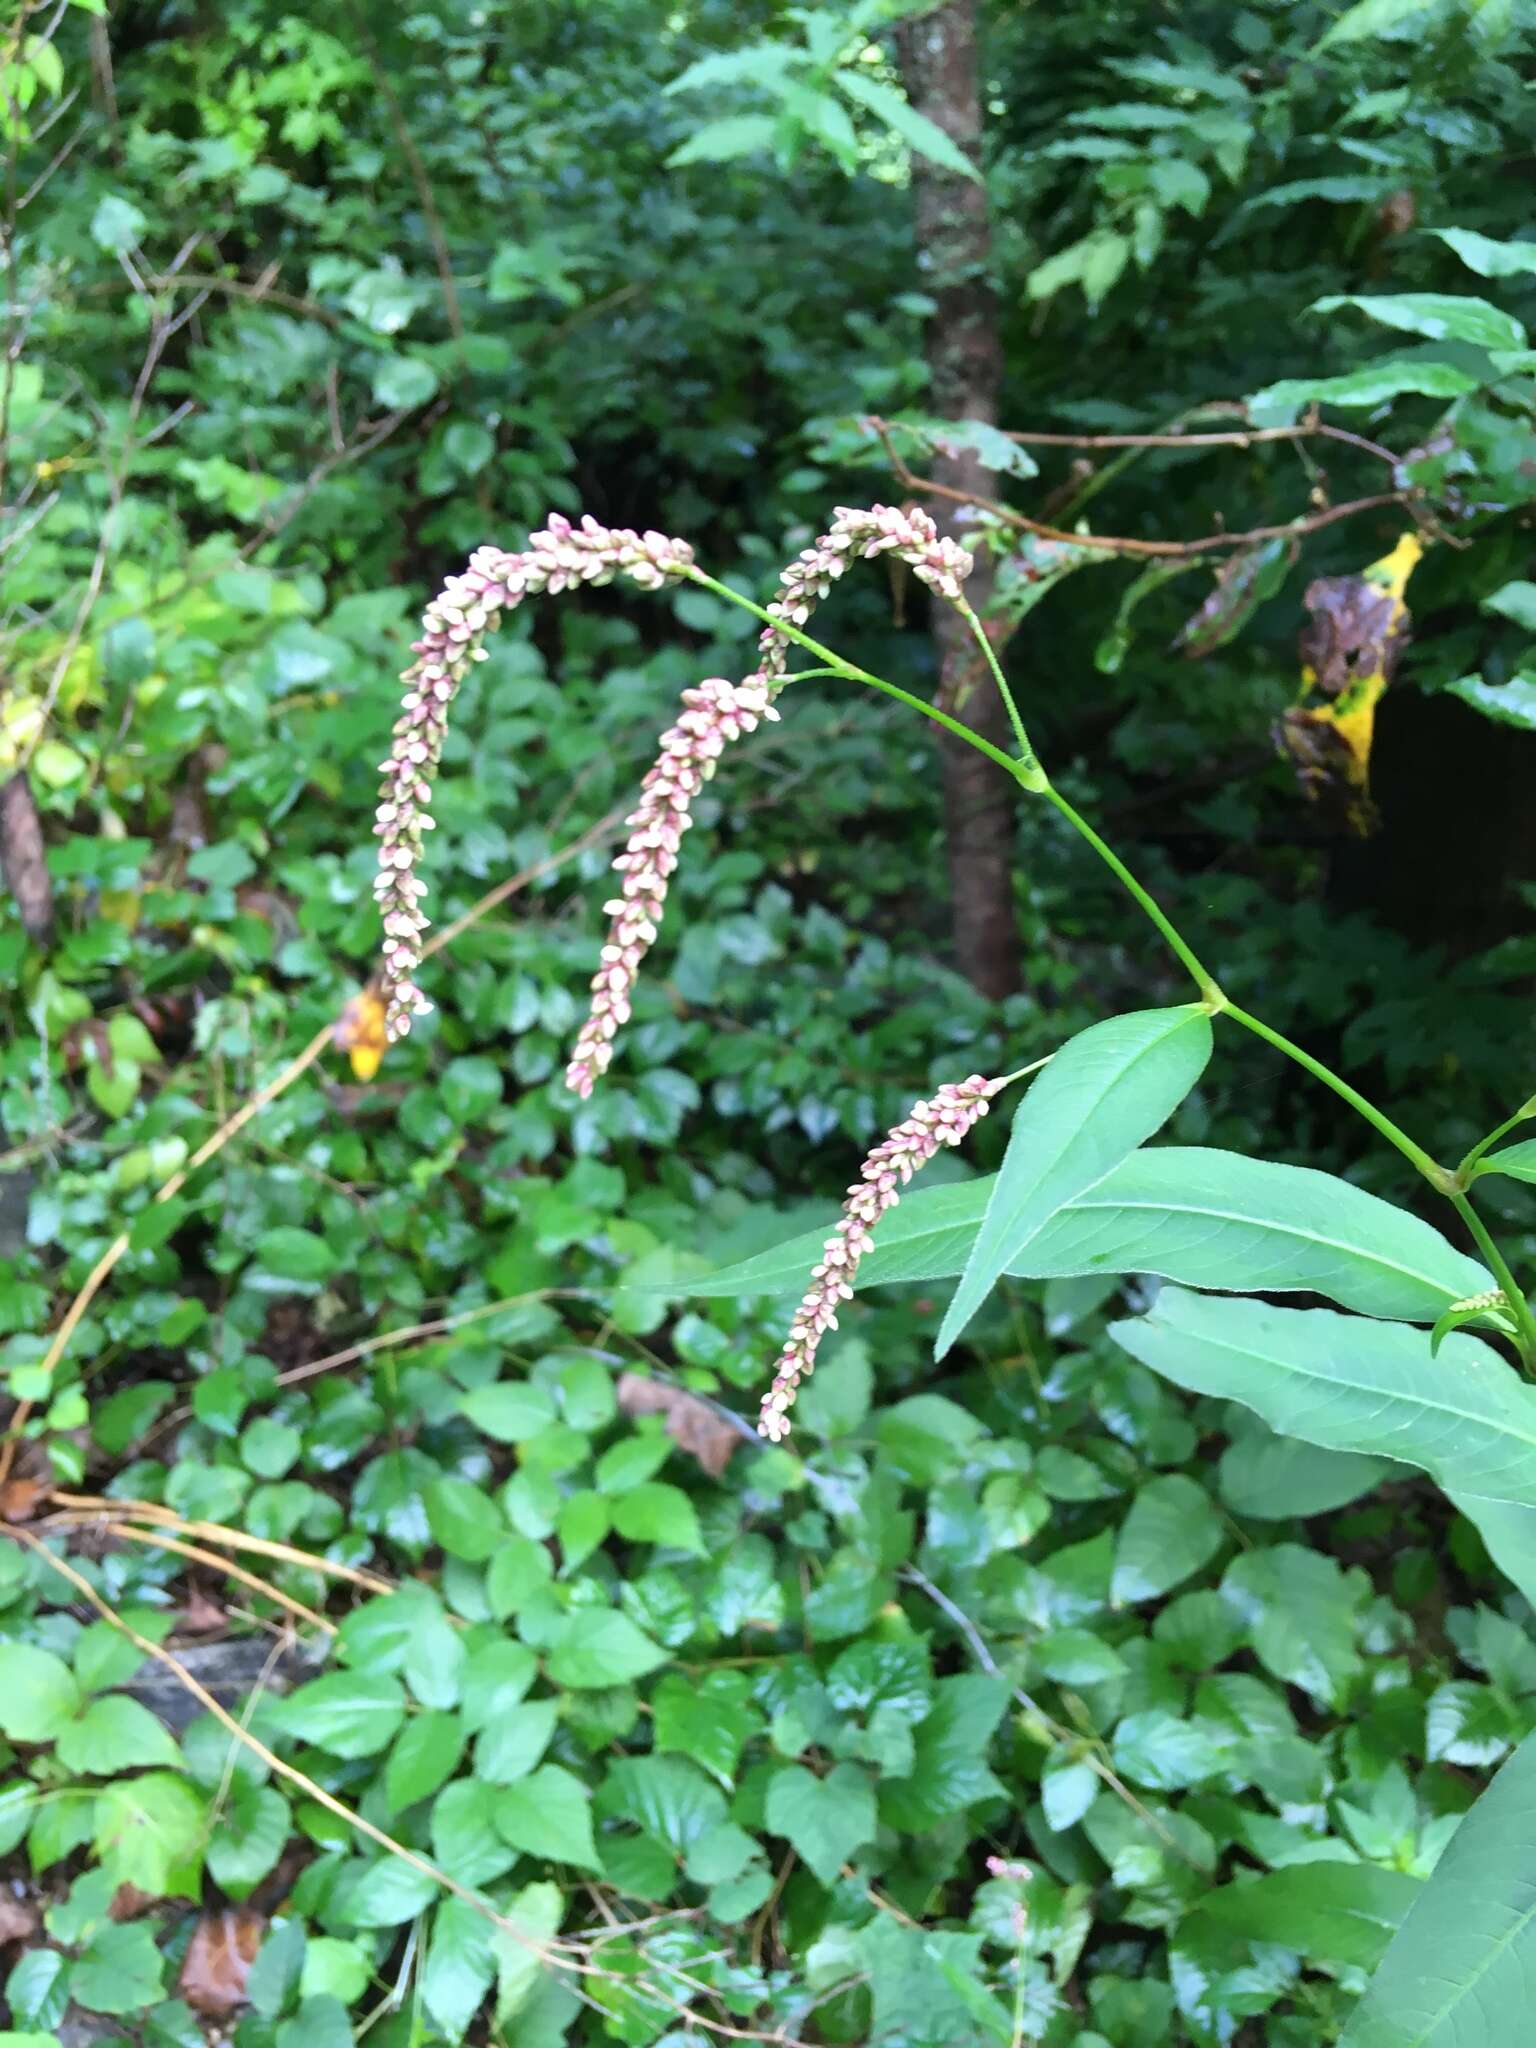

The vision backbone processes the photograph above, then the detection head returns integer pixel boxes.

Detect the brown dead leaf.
[110,1883,160,1921]
[1,1441,53,1523]
[179,1908,265,2016]
[0,771,53,943]
[616,1373,744,1479]
[0,1894,38,1945]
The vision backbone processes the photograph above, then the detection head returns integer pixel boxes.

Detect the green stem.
[1223,1001,1446,1188]
[691,559,1532,1343]
[685,569,1023,776]
[1459,1098,1536,1182]
[1042,785,1221,1002]
[1450,1191,1536,1362]
[955,594,1037,769]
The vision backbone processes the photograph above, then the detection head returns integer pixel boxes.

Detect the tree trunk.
[899,1,1020,999]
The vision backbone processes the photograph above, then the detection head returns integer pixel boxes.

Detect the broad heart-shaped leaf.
[765,1762,877,1888]
[1110,1289,1536,1608]
[937,1007,1214,1357]
[690,1145,1489,1327]
[1340,1728,1536,2047]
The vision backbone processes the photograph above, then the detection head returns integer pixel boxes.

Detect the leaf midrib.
[1051,1185,1480,1304]
[1144,1312,1536,1475]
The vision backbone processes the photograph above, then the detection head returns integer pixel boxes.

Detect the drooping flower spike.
[375,503,974,1083]
[758,1074,1001,1443]
[751,502,973,698]
[562,506,973,1094]
[373,515,697,1041]
[563,674,778,1098]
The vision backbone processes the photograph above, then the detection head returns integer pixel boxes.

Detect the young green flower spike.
[759,1074,1001,1442]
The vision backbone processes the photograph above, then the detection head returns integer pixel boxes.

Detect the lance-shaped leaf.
[1110,1288,1536,1608]
[1339,1728,1536,2048]
[935,1008,1214,1357]
[689,1146,1490,1329]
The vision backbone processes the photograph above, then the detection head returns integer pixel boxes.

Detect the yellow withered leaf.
[1276,531,1424,835]
[334,988,388,1080]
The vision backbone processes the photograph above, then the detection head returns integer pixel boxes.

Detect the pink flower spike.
[374,516,696,1042]
[758,1074,1001,1442]
[564,675,779,1097]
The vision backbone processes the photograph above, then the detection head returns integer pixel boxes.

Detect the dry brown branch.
[106,1522,337,1634]
[868,409,1433,561]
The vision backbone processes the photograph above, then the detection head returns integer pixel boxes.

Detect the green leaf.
[494,1765,600,1870]
[385,1710,464,1814]
[254,1226,337,1283]
[460,1381,558,1443]
[425,1475,504,1561]
[432,1780,517,1888]
[1034,1629,1128,1686]
[56,1695,181,1775]
[545,1609,666,1689]
[206,1785,291,1898]
[1315,0,1437,45]
[793,1338,873,1437]
[1310,290,1526,353]
[90,194,146,253]
[1249,361,1478,422]
[1341,1729,1536,2043]
[937,1007,1213,1355]
[1112,1709,1223,1790]
[1447,674,1536,732]
[0,1647,81,1742]
[1434,226,1536,279]
[281,1673,406,1757]
[276,1996,352,2048]
[70,1922,164,2014]
[1198,1864,1421,1968]
[690,1145,1489,1321]
[422,1897,495,2040]
[765,1762,877,1887]
[1483,581,1536,632]
[832,70,979,180]
[652,1671,762,1787]
[492,1880,563,2025]
[94,1773,208,1898]
[474,1699,557,1785]
[1112,1289,1536,1607]
[611,1481,704,1553]
[328,1857,441,1929]
[1480,1140,1536,1185]
[666,114,778,167]
[1111,1475,1224,1604]
[1219,1423,1394,1519]
[1224,1545,1364,1708]
[880,1675,1008,1830]
[299,1938,372,2006]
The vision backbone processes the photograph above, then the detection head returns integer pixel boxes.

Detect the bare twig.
[866,413,1426,560]
[106,1523,337,1634]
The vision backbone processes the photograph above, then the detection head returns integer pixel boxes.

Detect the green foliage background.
[4,1,1536,2043]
